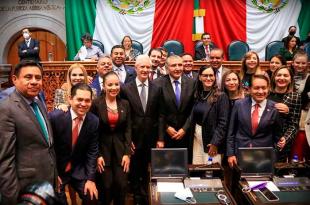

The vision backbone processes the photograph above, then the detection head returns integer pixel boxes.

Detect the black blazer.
[121,80,161,149]
[194,43,216,60]
[49,110,99,181]
[189,92,229,156]
[124,65,137,83]
[90,97,131,166]
[226,97,282,156]
[154,75,196,148]
[18,38,41,62]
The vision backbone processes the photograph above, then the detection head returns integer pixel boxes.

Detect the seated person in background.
[111,45,136,84]
[49,83,99,204]
[181,53,198,79]
[267,54,286,79]
[279,35,299,61]
[227,75,282,168]
[122,35,141,61]
[90,55,113,96]
[158,47,168,75]
[74,33,104,61]
[18,28,40,62]
[54,63,96,111]
[195,32,216,61]
[282,26,301,47]
[148,48,164,80]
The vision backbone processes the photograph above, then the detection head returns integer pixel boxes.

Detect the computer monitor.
[238,147,275,177]
[151,148,188,178]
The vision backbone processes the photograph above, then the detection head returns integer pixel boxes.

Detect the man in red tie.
[49,83,99,204]
[226,75,282,168]
[194,32,216,61]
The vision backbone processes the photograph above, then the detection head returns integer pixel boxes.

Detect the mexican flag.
[65,0,310,60]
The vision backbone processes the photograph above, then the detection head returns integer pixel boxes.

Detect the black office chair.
[162,40,184,56]
[228,40,249,61]
[265,41,284,61]
[93,39,105,53]
[132,40,143,54]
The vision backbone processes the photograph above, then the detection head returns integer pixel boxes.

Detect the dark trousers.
[129,148,150,205]
[57,174,97,205]
[97,157,128,205]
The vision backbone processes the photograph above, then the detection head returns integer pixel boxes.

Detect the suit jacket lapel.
[165,77,177,107]
[131,81,145,113]
[256,100,271,134]
[245,97,253,136]
[98,96,109,125]
[179,77,188,110]
[37,100,52,146]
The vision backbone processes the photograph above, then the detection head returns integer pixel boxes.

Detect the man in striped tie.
[49,83,99,205]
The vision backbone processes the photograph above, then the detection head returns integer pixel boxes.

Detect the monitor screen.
[238,147,274,176]
[151,148,188,178]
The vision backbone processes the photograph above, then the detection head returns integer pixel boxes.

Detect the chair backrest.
[228,40,249,61]
[162,40,184,56]
[265,41,284,61]
[92,39,104,53]
[304,42,310,59]
[132,40,143,54]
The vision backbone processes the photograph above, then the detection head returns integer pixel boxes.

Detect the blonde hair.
[239,51,262,80]
[63,63,88,93]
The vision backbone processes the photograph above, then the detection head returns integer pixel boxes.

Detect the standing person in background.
[0,61,57,205]
[210,48,230,90]
[189,66,229,164]
[74,33,104,61]
[182,53,198,79]
[239,51,262,94]
[267,55,286,79]
[148,48,163,80]
[90,71,131,205]
[268,66,302,162]
[122,35,141,61]
[18,28,40,62]
[195,32,216,61]
[158,47,168,75]
[282,26,301,47]
[290,51,310,161]
[90,56,113,96]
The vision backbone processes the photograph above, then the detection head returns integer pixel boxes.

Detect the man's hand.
[97,157,105,173]
[166,126,178,138]
[84,180,98,200]
[121,155,130,173]
[156,140,164,148]
[174,128,185,140]
[228,156,237,168]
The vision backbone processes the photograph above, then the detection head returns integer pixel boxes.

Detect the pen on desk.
[250,182,267,190]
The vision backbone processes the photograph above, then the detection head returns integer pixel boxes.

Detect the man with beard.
[148,48,163,80]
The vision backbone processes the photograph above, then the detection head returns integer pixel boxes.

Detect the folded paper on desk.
[157,182,184,192]
[248,181,280,191]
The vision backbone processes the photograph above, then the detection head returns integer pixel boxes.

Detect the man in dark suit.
[121,55,161,205]
[195,32,216,61]
[90,55,113,96]
[18,28,40,62]
[210,48,230,90]
[154,55,196,148]
[49,83,98,204]
[148,48,164,80]
[181,53,198,79]
[0,61,56,205]
[111,45,136,84]
[226,75,282,168]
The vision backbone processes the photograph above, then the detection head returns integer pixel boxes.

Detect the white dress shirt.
[113,64,126,83]
[136,78,149,103]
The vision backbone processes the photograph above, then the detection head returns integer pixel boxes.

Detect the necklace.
[107,106,118,114]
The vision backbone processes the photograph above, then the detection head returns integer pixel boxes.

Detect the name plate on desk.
[184,178,223,192]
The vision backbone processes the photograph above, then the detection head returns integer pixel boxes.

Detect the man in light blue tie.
[0,60,57,205]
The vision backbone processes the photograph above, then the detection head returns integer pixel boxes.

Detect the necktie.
[31,101,49,143]
[251,104,260,135]
[174,80,181,107]
[26,40,30,47]
[65,117,82,172]
[216,70,221,89]
[205,45,210,59]
[150,70,155,80]
[140,83,147,112]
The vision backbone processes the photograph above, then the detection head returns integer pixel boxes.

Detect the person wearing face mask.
[18,28,41,62]
[282,26,301,48]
